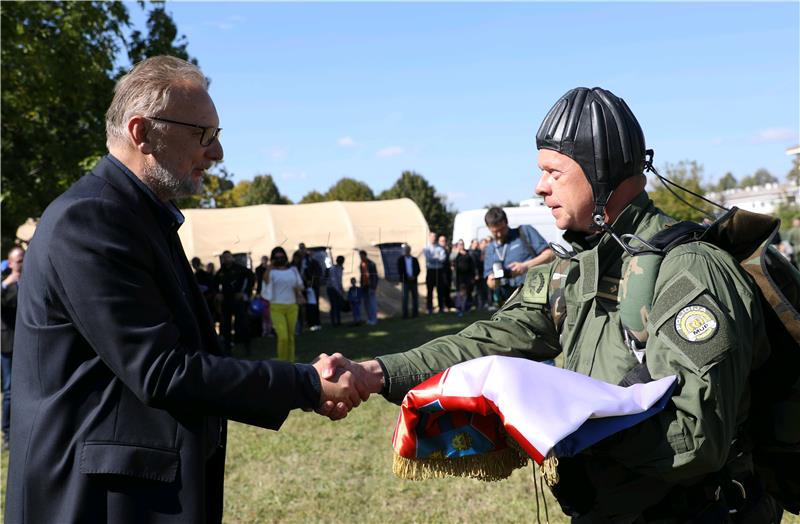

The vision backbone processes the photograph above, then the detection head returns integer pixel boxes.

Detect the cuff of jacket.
[375,353,435,405]
[294,363,321,409]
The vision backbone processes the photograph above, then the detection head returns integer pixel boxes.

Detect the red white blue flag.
[392,356,676,480]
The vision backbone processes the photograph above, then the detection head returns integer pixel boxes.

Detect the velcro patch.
[659,293,731,370]
[522,265,549,304]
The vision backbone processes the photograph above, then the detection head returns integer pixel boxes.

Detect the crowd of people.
[415,207,553,317]
[188,244,382,361]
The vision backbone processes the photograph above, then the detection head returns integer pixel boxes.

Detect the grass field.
[2,311,798,523]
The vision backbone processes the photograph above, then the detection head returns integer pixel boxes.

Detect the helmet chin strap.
[591,193,664,257]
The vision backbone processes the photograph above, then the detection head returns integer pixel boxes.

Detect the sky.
[125,1,799,212]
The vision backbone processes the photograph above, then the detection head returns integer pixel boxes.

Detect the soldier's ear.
[128,116,155,155]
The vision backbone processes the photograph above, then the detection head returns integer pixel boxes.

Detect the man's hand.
[2,271,20,287]
[486,274,497,290]
[507,261,528,277]
[311,354,364,420]
[311,353,385,420]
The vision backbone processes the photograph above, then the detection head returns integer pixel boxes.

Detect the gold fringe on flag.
[541,455,560,487]
[393,446,530,482]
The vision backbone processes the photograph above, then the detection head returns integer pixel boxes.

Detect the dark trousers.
[221,297,250,351]
[426,268,447,313]
[1,351,11,444]
[401,279,419,318]
[327,287,342,326]
[306,286,321,328]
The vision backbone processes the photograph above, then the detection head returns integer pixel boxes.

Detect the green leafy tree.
[299,190,326,204]
[714,172,738,192]
[775,202,800,234]
[649,160,710,222]
[126,3,194,66]
[325,178,375,201]
[229,180,251,207]
[378,171,455,237]
[740,168,778,188]
[786,155,800,187]
[1,1,196,250]
[242,174,291,205]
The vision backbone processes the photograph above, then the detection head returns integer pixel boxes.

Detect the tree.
[1,1,196,250]
[775,202,800,234]
[378,171,456,237]
[648,160,711,222]
[229,180,251,207]
[299,190,326,204]
[126,4,194,66]
[787,155,800,187]
[324,178,375,201]
[714,172,738,192]
[241,174,291,205]
[740,168,778,188]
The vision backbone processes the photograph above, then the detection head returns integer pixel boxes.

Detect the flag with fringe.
[392,355,676,481]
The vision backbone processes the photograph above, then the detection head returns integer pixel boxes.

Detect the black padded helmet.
[536,87,646,225]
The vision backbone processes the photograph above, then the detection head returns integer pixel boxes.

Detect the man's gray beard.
[142,161,201,201]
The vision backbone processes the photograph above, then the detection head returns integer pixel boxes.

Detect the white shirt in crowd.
[262,267,303,304]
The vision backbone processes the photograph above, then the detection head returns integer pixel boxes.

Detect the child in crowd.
[347,277,362,324]
[454,283,468,317]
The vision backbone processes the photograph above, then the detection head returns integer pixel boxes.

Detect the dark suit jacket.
[396,255,421,284]
[5,156,320,523]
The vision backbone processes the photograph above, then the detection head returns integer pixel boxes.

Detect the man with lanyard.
[482,206,553,306]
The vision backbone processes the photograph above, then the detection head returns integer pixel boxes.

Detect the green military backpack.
[619,207,800,514]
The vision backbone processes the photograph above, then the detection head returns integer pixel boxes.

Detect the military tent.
[179,198,430,318]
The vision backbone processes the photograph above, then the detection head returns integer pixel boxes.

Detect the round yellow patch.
[674,305,718,342]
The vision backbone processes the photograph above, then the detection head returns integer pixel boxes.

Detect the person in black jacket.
[4,56,363,524]
[293,243,323,331]
[396,244,420,318]
[216,250,255,353]
[1,245,23,450]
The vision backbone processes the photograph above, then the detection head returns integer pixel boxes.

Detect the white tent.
[179,198,430,317]
[15,199,432,317]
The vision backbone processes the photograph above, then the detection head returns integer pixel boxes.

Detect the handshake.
[310,353,385,420]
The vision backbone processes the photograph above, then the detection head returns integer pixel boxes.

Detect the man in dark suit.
[5,56,362,524]
[396,244,420,318]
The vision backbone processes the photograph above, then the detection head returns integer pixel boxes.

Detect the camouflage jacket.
[377,192,768,518]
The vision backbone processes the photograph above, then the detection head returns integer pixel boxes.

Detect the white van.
[451,198,564,247]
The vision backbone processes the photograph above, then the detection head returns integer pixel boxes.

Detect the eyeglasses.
[146,116,222,146]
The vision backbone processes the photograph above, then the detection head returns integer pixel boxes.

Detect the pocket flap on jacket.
[80,441,179,483]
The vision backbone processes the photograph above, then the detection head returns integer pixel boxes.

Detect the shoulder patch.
[674,305,718,343]
[522,265,549,304]
[657,293,732,371]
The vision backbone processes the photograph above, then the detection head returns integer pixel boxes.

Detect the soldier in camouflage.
[323,87,782,522]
